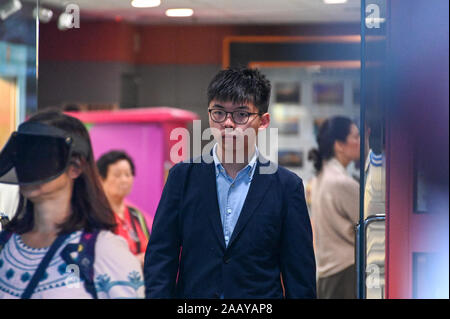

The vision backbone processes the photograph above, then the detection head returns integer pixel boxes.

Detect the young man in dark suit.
[144,67,316,298]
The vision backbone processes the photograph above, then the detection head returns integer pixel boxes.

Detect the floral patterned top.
[0,230,145,299]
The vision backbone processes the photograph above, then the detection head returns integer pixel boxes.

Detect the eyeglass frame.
[208,107,263,125]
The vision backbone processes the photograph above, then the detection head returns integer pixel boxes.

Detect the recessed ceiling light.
[323,0,348,4]
[165,8,194,17]
[131,0,161,8]
[33,7,53,23]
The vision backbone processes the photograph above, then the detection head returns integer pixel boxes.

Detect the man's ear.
[259,113,270,130]
[67,159,82,180]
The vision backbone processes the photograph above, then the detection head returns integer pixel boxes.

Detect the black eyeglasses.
[208,109,262,125]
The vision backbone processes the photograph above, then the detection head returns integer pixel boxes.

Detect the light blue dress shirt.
[212,143,258,247]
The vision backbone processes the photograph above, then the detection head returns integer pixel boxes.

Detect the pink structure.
[68,107,198,231]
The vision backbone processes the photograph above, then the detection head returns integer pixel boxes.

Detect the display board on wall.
[259,66,361,184]
[223,36,361,68]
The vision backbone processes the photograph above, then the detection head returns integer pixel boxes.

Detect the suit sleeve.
[144,164,184,298]
[280,178,317,299]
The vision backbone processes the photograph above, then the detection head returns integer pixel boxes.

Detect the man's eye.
[213,110,224,115]
[238,112,248,117]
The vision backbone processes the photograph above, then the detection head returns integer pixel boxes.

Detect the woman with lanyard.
[0,110,144,299]
[96,151,150,267]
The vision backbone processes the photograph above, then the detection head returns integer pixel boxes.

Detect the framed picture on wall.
[278,150,304,168]
[274,117,300,135]
[313,82,344,106]
[271,104,301,136]
[274,82,301,104]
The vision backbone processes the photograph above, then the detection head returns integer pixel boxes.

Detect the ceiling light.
[0,0,22,21]
[323,0,348,4]
[165,8,194,17]
[33,7,53,23]
[131,0,161,8]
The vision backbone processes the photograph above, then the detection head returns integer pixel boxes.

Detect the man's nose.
[223,113,235,128]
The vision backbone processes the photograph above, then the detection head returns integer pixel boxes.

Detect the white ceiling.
[33,0,361,24]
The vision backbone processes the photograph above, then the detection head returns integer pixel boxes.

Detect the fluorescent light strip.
[323,0,348,4]
[165,8,194,17]
[131,0,161,8]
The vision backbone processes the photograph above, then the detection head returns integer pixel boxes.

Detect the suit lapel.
[227,159,273,249]
[201,160,226,250]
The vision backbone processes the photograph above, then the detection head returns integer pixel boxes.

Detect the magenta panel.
[88,123,165,230]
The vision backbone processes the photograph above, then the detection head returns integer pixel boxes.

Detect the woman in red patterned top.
[97,151,150,267]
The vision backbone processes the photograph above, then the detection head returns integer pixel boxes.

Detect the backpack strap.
[21,233,70,299]
[0,230,13,254]
[128,206,150,239]
[60,229,100,299]
[127,207,141,253]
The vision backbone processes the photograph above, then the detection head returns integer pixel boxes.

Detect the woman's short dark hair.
[6,109,116,234]
[308,116,354,173]
[97,150,136,180]
[207,67,272,114]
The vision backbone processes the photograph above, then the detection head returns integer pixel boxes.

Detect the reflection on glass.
[365,217,385,298]
[362,0,388,299]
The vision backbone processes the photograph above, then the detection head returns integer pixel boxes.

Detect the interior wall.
[38,21,359,118]
[38,61,135,108]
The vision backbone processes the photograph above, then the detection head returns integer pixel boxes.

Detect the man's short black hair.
[207,67,272,114]
[97,150,135,179]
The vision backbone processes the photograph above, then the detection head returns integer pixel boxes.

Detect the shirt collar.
[327,157,348,175]
[213,143,259,181]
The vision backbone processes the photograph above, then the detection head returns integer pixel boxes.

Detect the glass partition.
[359,0,388,299]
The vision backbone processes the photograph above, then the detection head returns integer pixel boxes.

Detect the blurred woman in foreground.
[0,110,144,299]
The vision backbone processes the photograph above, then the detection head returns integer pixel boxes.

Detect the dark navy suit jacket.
[144,155,316,298]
